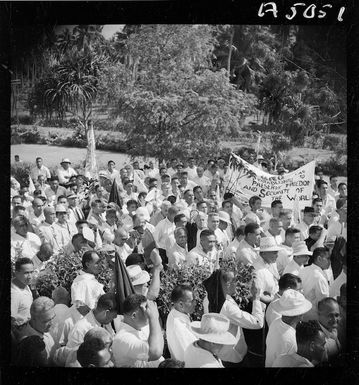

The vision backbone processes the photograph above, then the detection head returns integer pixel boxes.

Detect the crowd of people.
[10,154,347,367]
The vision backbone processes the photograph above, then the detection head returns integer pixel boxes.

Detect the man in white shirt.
[102,160,121,183]
[299,247,331,321]
[264,218,284,245]
[297,206,316,241]
[224,227,245,260]
[153,205,179,251]
[192,166,211,195]
[71,251,105,315]
[317,297,342,362]
[57,158,77,185]
[217,211,232,250]
[265,289,312,367]
[167,227,188,269]
[27,197,45,233]
[326,198,347,243]
[272,320,327,367]
[177,189,196,220]
[11,257,34,328]
[253,237,282,305]
[113,228,133,263]
[11,215,42,260]
[279,209,294,242]
[265,273,303,328]
[53,204,77,250]
[276,228,301,276]
[44,177,68,206]
[30,157,51,182]
[327,175,340,200]
[167,159,178,177]
[283,240,312,276]
[179,171,197,192]
[150,200,171,227]
[38,206,61,252]
[184,157,198,181]
[166,285,197,361]
[187,229,218,272]
[184,313,236,368]
[236,223,261,266]
[16,296,56,365]
[112,294,164,367]
[317,180,337,218]
[67,193,85,226]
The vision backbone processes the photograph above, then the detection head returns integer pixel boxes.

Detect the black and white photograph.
[3,0,358,380]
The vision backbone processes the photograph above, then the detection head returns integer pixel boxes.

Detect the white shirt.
[52,221,77,249]
[11,281,33,325]
[50,304,72,351]
[184,341,224,368]
[66,310,114,350]
[253,258,279,298]
[57,166,77,185]
[112,321,163,367]
[58,305,83,347]
[297,221,311,241]
[327,220,347,243]
[38,222,62,252]
[187,245,219,273]
[114,243,133,263]
[299,264,329,320]
[70,271,105,310]
[321,194,337,216]
[329,270,346,299]
[272,352,314,367]
[44,186,68,205]
[264,230,283,245]
[218,296,265,363]
[11,231,41,261]
[276,244,293,276]
[167,242,188,269]
[192,175,211,194]
[184,166,198,181]
[265,293,281,327]
[153,217,175,249]
[265,318,297,367]
[283,259,304,276]
[235,239,260,266]
[224,238,240,260]
[166,308,197,361]
[30,165,51,181]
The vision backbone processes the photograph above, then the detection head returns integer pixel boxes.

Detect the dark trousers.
[158,248,168,266]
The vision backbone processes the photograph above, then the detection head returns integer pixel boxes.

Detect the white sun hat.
[190,313,237,345]
[292,241,313,256]
[218,210,232,225]
[272,289,312,316]
[60,158,71,164]
[259,237,283,252]
[135,207,151,222]
[126,265,150,286]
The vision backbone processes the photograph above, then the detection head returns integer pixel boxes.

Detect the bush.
[320,155,347,176]
[157,258,254,326]
[11,114,34,125]
[35,251,113,298]
[322,134,345,151]
[11,161,32,187]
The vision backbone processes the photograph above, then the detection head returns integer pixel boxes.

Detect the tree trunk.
[227,26,234,78]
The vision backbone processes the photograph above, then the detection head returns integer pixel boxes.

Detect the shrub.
[10,161,32,187]
[157,258,254,326]
[11,114,34,125]
[35,251,113,298]
[322,134,345,151]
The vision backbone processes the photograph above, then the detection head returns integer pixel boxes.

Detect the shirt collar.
[171,308,191,322]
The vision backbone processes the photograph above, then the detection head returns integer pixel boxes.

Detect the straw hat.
[60,158,71,164]
[126,265,150,286]
[218,210,232,225]
[259,237,283,252]
[190,313,237,345]
[135,207,151,222]
[292,241,312,256]
[272,289,312,316]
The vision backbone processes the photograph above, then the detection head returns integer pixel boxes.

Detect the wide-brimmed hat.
[292,241,312,256]
[257,155,264,161]
[135,207,150,222]
[60,158,71,164]
[55,204,67,213]
[218,210,232,225]
[126,265,150,286]
[259,237,283,252]
[272,289,312,316]
[190,313,237,345]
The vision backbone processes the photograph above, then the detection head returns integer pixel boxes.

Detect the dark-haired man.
[187,229,218,271]
[11,258,34,328]
[112,294,164,367]
[317,180,336,218]
[30,157,51,182]
[71,251,105,315]
[44,177,67,205]
[299,247,331,321]
[276,228,301,276]
[272,320,326,367]
[297,207,316,241]
[166,285,197,361]
[235,223,261,266]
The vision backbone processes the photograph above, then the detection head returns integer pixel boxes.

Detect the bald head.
[114,228,129,246]
[44,206,56,224]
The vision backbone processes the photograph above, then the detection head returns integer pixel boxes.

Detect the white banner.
[84,122,98,180]
[224,153,315,210]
